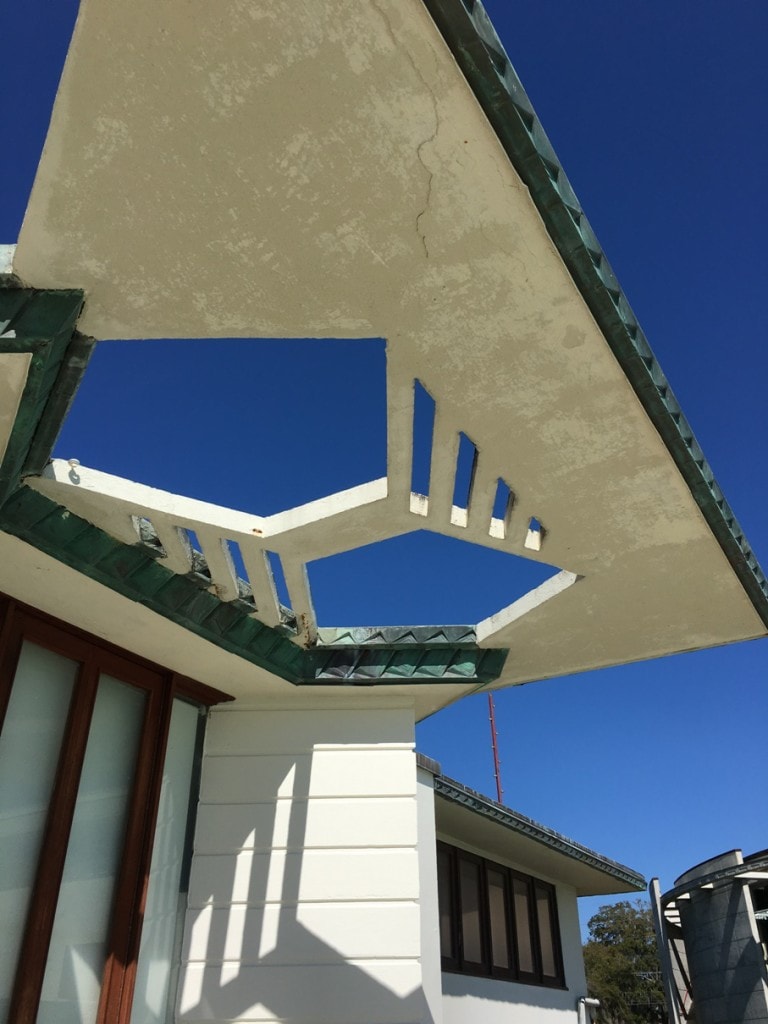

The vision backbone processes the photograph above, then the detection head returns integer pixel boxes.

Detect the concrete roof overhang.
[430,770,645,897]
[2,0,766,700]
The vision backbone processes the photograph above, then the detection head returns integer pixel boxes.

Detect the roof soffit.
[3,0,766,690]
[433,781,645,896]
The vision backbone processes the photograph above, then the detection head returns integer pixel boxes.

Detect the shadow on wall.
[714,885,768,1022]
[178,750,434,1024]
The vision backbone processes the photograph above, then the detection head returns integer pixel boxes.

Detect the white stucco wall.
[177,700,430,1024]
[442,970,579,1024]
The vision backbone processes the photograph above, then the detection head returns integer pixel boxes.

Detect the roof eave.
[432,771,646,894]
[421,0,768,628]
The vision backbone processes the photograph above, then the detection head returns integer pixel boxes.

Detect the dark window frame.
[0,593,232,1024]
[437,839,565,988]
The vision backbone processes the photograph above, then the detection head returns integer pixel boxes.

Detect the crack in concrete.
[371,0,439,259]
[415,136,436,259]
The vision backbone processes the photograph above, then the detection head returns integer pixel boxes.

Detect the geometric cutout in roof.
[53,337,386,515]
[411,379,436,498]
[28,455,579,651]
[308,529,562,627]
[44,348,575,647]
[452,432,478,513]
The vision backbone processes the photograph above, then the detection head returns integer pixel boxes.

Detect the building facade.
[0,596,644,1022]
[2,0,768,1022]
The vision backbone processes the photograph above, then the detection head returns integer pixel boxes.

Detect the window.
[437,841,564,987]
[0,595,230,1024]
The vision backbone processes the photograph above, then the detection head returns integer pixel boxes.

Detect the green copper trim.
[304,641,506,685]
[0,288,87,503]
[25,330,95,476]
[434,773,646,890]
[423,0,768,627]
[317,626,478,646]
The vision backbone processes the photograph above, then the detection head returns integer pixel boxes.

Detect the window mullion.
[454,847,464,966]
[8,658,100,1024]
[0,594,13,638]
[451,847,461,970]
[98,677,171,1024]
[529,878,543,982]
[552,893,564,984]
[504,868,515,978]
[480,859,491,974]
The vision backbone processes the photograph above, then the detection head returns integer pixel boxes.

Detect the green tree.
[583,899,666,1024]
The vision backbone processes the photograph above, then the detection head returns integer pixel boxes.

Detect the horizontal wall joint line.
[184,897,421,908]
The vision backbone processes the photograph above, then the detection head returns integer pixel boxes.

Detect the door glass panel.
[130,699,200,1024]
[459,857,483,964]
[513,876,534,974]
[37,675,145,1024]
[535,884,558,978]
[0,642,77,1019]
[487,868,510,970]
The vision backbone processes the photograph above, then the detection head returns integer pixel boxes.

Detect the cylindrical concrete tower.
[674,850,768,1024]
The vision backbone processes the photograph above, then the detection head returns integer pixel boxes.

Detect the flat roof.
[2,0,765,698]
[420,756,645,896]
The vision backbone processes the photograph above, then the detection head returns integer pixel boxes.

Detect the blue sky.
[3,0,767,932]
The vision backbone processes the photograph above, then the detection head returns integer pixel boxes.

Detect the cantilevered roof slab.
[431,770,645,897]
[7,0,768,690]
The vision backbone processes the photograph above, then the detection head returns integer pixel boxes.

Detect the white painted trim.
[477,569,580,644]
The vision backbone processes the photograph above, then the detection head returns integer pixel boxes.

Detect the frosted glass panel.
[487,869,510,970]
[535,885,557,978]
[0,642,77,1020]
[459,858,483,963]
[131,699,200,1024]
[37,675,145,1024]
[513,877,534,974]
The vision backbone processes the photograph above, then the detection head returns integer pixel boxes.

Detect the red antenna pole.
[487,693,504,804]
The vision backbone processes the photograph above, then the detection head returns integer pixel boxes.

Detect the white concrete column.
[177,700,431,1024]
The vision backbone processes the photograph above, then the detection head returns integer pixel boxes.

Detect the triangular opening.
[54,337,386,515]
[308,530,561,627]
